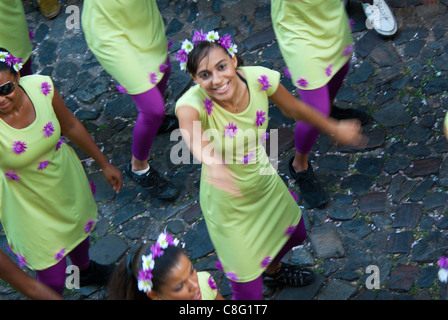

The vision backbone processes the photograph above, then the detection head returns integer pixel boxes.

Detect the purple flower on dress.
[218,33,232,50]
[85,219,95,233]
[151,243,164,258]
[224,122,238,138]
[289,189,298,202]
[149,72,158,84]
[192,29,207,43]
[116,85,127,94]
[159,64,168,73]
[168,40,174,51]
[261,132,269,144]
[241,152,255,164]
[215,259,223,272]
[55,249,65,261]
[208,275,218,290]
[17,253,27,268]
[43,122,55,137]
[12,141,27,155]
[343,45,354,57]
[255,110,266,127]
[349,19,355,31]
[296,77,309,88]
[38,161,50,170]
[29,29,35,41]
[90,181,96,195]
[261,256,271,268]
[285,225,296,237]
[5,171,20,181]
[225,272,239,281]
[203,98,214,115]
[175,49,188,64]
[41,81,52,96]
[284,67,291,79]
[325,64,333,77]
[258,75,271,91]
[55,136,65,150]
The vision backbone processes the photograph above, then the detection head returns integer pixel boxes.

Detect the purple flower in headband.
[151,242,164,258]
[43,122,55,137]
[218,33,232,50]
[192,29,207,43]
[12,141,27,155]
[175,49,188,64]
[41,81,52,96]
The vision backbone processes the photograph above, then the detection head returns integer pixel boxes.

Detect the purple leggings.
[295,61,350,154]
[35,237,90,295]
[229,216,307,300]
[130,58,171,161]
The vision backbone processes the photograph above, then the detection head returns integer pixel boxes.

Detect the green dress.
[175,66,301,283]
[198,271,218,300]
[271,0,353,90]
[0,75,97,271]
[0,0,33,63]
[82,0,168,95]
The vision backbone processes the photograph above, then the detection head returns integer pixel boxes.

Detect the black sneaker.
[263,263,315,287]
[80,260,115,287]
[126,162,178,200]
[288,158,328,209]
[330,105,370,126]
[157,114,179,134]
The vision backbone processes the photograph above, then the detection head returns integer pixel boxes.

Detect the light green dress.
[0,0,33,63]
[0,75,97,271]
[82,0,168,95]
[198,271,218,300]
[175,66,301,283]
[271,0,353,90]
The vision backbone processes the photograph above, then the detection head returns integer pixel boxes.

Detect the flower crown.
[0,51,23,72]
[137,232,181,293]
[175,29,238,72]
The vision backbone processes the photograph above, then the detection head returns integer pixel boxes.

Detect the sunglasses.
[0,81,16,96]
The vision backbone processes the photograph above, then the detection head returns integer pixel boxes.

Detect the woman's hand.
[206,163,242,198]
[331,119,368,148]
[100,163,123,192]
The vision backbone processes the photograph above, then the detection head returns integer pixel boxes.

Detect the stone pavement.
[1,0,448,300]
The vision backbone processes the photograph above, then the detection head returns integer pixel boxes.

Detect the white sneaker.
[363,0,398,38]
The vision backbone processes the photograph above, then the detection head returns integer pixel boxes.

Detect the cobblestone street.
[1,0,448,300]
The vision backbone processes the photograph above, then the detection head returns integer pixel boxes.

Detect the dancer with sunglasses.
[0,49,123,295]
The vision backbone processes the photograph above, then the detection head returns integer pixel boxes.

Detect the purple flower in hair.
[12,141,27,155]
[203,98,214,115]
[41,81,52,96]
[43,122,55,137]
[218,33,232,50]
[5,171,20,181]
[55,249,65,261]
[192,29,207,43]
[151,242,164,258]
[258,75,271,91]
[38,161,50,170]
[175,49,188,64]
[439,257,448,269]
[296,77,308,88]
[255,110,266,127]
[85,219,95,233]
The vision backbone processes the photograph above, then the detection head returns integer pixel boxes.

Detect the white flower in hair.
[180,62,187,72]
[206,31,220,42]
[0,51,7,62]
[141,254,155,271]
[227,44,238,57]
[157,233,170,249]
[181,39,194,54]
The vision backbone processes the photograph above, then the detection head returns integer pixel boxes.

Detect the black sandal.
[263,263,315,287]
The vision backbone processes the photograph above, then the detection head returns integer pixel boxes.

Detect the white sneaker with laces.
[363,0,398,38]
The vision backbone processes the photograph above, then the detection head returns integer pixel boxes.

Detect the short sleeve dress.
[0,0,33,63]
[175,66,301,283]
[271,0,354,90]
[0,75,97,271]
[197,271,218,300]
[82,0,168,95]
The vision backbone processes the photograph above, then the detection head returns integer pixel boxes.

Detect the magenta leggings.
[295,61,350,154]
[229,216,307,300]
[35,237,90,295]
[130,58,171,161]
